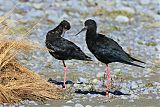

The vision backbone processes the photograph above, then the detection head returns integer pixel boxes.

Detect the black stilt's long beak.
[75,27,87,36]
[62,29,67,37]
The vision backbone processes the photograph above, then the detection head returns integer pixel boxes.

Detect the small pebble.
[92,79,99,84]
[75,103,84,107]
[96,72,104,78]
[85,105,92,107]
[118,7,135,14]
[29,101,38,105]
[143,89,149,94]
[121,95,128,99]
[66,100,74,104]
[61,105,72,107]
[128,99,134,102]
[156,96,160,99]
[78,77,88,83]
[144,75,150,77]
[131,81,139,89]
[115,15,129,23]
[74,84,80,88]
[33,3,43,9]
[98,105,107,107]
[147,96,152,99]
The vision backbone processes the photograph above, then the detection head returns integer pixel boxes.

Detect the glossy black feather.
[84,19,144,68]
[45,20,92,61]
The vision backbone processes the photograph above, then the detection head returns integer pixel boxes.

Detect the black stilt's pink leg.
[106,64,110,97]
[62,60,67,89]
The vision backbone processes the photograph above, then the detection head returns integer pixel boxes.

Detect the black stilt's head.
[84,19,97,29]
[75,19,97,36]
[59,20,71,30]
[58,20,71,37]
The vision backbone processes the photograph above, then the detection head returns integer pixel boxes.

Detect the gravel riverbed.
[0,0,160,106]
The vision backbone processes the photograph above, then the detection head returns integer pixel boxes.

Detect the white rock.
[66,100,74,104]
[144,75,150,77]
[121,95,128,99]
[96,72,104,78]
[128,99,134,102]
[156,96,160,99]
[153,15,160,21]
[114,69,121,72]
[33,3,43,9]
[92,79,99,84]
[115,15,129,23]
[19,106,25,107]
[73,84,80,88]
[78,77,88,83]
[45,103,50,105]
[147,96,152,99]
[83,85,92,91]
[99,105,107,107]
[75,103,84,107]
[157,85,160,89]
[131,81,139,89]
[61,105,72,107]
[85,105,92,107]
[29,101,38,105]
[118,7,135,14]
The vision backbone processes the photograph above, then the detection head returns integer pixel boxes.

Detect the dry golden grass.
[0,9,68,105]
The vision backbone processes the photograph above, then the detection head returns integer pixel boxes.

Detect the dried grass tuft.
[0,11,68,105]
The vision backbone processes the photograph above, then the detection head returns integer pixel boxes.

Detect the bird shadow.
[48,78,74,85]
[48,78,131,96]
[75,90,131,96]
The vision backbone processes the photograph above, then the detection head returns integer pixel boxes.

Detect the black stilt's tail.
[85,56,92,61]
[122,61,145,68]
[130,57,146,64]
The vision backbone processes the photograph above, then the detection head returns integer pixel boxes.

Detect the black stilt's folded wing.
[93,34,144,68]
[46,37,91,61]
[94,34,132,63]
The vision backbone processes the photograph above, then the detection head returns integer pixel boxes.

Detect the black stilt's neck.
[51,25,63,36]
[46,25,63,41]
[86,27,97,41]
[85,28,97,50]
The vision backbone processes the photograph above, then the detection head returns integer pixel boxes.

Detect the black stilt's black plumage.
[76,19,145,68]
[45,20,91,88]
[45,20,92,61]
[75,19,145,96]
